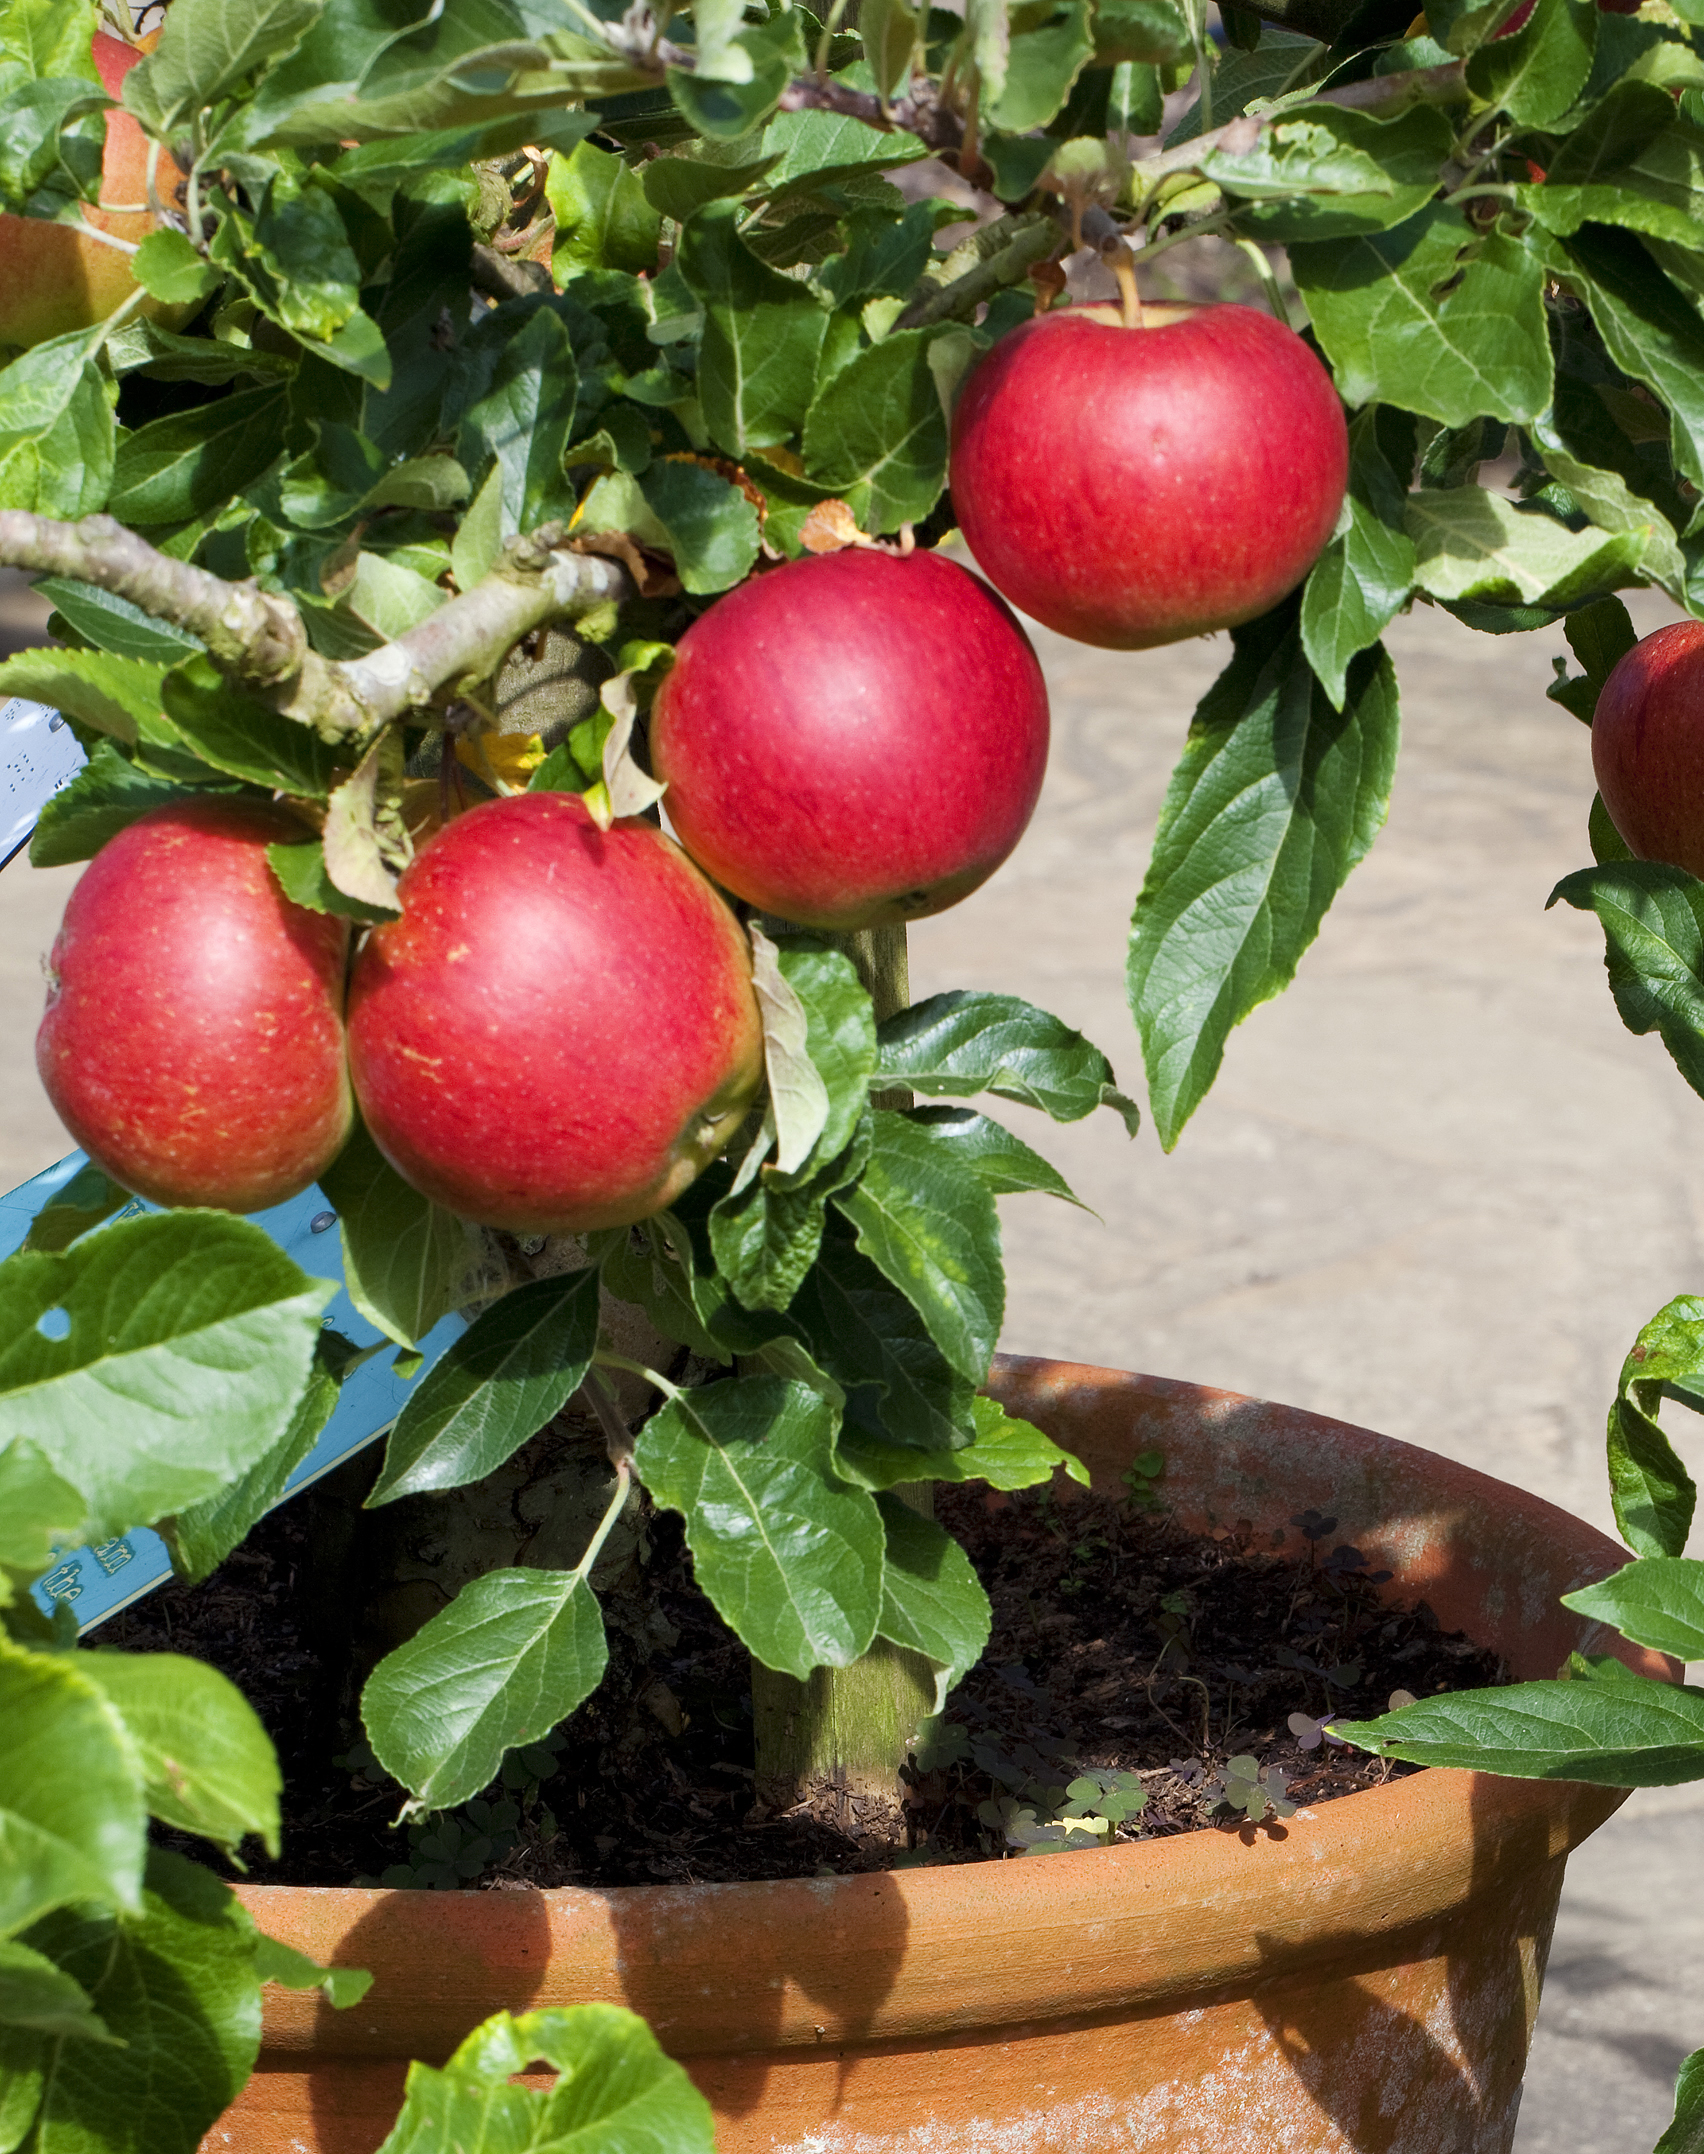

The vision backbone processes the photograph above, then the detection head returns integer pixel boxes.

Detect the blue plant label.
[1,1150,468,1634]
[2,700,86,869]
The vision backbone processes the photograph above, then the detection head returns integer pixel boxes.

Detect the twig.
[894,212,1058,331]
[471,242,552,302]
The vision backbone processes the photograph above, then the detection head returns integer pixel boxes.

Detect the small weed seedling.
[1207,1755,1297,1824]
[1122,1449,1167,1514]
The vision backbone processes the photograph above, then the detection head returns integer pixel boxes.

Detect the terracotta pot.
[212,1357,1667,2154]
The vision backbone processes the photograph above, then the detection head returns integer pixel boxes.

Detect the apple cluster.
[36,302,1351,1233]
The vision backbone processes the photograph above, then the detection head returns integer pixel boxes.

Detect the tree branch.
[0,512,634,740]
[775,74,964,154]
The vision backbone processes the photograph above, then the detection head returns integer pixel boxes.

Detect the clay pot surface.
[214,1357,1665,2154]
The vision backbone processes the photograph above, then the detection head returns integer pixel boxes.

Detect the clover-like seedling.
[1208,1755,1297,1823]
[1122,1447,1166,1513]
[1291,1509,1338,1545]
[910,1715,973,1773]
[1287,1710,1349,1753]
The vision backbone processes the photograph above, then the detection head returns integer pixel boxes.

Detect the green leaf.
[373,2004,716,2154]
[1545,595,1637,723]
[132,229,223,310]
[30,580,202,667]
[362,1567,608,1810]
[748,926,830,1177]
[30,744,213,871]
[873,1492,991,1713]
[709,1122,871,1314]
[161,1333,344,1584]
[833,1109,1004,1384]
[759,107,929,194]
[1291,204,1553,428]
[20,1849,260,2154]
[107,386,289,526]
[1406,486,1650,608]
[0,1942,112,2045]
[1465,0,1594,128]
[1340,1675,1704,1784]
[370,1269,601,1504]
[966,0,1011,108]
[1205,102,1457,244]
[547,140,660,277]
[772,937,878,1168]
[633,1376,884,1678]
[0,1442,84,1587]
[677,199,828,457]
[0,0,103,83]
[0,1212,333,1542]
[1656,2048,1704,2154]
[1300,408,1416,709]
[1563,1558,1704,1660]
[123,0,322,134]
[636,458,761,594]
[317,1121,470,1350]
[160,654,341,798]
[1554,223,1704,497]
[0,648,165,746]
[0,1635,143,1935]
[460,305,579,538]
[639,147,779,225]
[902,1107,1085,1206]
[1595,1294,1704,1558]
[875,991,1140,1131]
[1519,84,1704,250]
[1530,418,1686,602]
[801,326,949,533]
[267,838,399,926]
[860,0,922,97]
[1128,616,1400,1149]
[252,1935,372,2011]
[1548,863,1704,1120]
[667,10,802,139]
[0,343,114,521]
[988,0,1094,132]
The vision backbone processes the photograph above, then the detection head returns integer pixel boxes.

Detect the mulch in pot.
[102,1457,1504,1890]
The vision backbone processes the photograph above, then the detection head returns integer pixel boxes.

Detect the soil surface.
[105,1458,1505,1890]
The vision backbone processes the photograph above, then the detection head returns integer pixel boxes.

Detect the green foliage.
[317,1123,469,1350]
[1340,1675,1704,1785]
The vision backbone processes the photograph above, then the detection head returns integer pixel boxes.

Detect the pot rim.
[238,1357,1657,2061]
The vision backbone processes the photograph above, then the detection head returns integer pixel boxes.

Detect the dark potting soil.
[103,1464,1505,1890]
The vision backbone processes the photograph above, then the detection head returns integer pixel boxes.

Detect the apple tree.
[0,0,1701,2140]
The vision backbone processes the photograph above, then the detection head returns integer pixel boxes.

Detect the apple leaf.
[901,1106,1086,1207]
[457,305,579,539]
[709,1120,871,1315]
[160,654,342,798]
[107,385,290,526]
[0,1939,114,2044]
[0,337,114,521]
[832,1110,1004,1385]
[30,577,203,666]
[1564,1558,1704,1660]
[19,1849,261,2154]
[637,458,762,595]
[1291,204,1553,427]
[0,1441,85,1595]
[835,1390,1088,1492]
[1128,612,1400,1150]
[1301,409,1416,711]
[801,327,950,533]
[874,992,1140,1132]
[1517,83,1704,250]
[988,0,1094,132]
[1595,1294,1704,1558]
[1465,0,1594,128]
[1206,102,1456,244]
[1548,862,1704,1120]
[318,1122,470,1350]
[772,937,879,1166]
[748,926,831,1178]
[362,1567,609,1810]
[373,2005,716,2154]
[633,1376,884,1678]
[548,139,662,277]
[122,0,322,135]
[873,1492,992,1715]
[1337,1674,1704,1785]
[1655,2047,1704,2154]
[368,1268,602,1504]
[0,650,167,746]
[30,744,222,870]
[1405,485,1651,610]
[0,1212,333,1541]
[677,199,828,458]
[0,1634,145,1937]
[1552,223,1704,497]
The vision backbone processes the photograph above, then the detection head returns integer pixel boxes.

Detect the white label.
[1,699,86,868]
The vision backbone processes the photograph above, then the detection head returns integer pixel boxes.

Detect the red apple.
[36,801,353,1212]
[649,548,1050,930]
[345,792,764,1234]
[1591,620,1704,878]
[948,302,1349,651]
[0,33,188,350]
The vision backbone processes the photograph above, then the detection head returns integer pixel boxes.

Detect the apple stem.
[1112,247,1144,330]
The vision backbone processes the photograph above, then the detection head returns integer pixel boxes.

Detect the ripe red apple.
[1591,620,1704,878]
[649,548,1050,930]
[948,302,1349,651]
[0,33,187,350]
[345,792,764,1234]
[36,801,353,1213]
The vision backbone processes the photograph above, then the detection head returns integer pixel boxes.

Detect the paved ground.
[3,570,1700,2147]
